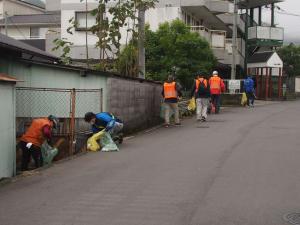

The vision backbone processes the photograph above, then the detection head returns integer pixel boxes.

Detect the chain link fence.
[16,87,103,160]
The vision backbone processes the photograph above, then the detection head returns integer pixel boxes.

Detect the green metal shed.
[0,74,19,179]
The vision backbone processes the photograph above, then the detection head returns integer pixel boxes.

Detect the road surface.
[1,101,300,225]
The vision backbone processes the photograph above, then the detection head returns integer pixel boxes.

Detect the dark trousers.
[211,94,221,113]
[246,91,255,106]
[20,141,42,171]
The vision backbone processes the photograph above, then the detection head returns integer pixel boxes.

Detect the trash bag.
[241,92,247,106]
[41,142,58,165]
[187,97,196,111]
[100,132,119,152]
[87,130,105,152]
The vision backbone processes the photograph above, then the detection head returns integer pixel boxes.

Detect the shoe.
[175,123,181,126]
[164,124,170,128]
[202,117,206,122]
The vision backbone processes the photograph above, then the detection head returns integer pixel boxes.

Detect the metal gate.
[16,87,103,159]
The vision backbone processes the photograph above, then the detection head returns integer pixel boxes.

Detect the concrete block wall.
[107,77,162,133]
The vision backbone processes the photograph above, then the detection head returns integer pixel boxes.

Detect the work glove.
[26,142,33,149]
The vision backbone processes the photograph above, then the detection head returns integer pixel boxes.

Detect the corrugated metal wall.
[0,59,108,111]
[0,83,16,179]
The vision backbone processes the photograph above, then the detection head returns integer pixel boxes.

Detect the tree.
[53,0,157,72]
[145,20,217,88]
[278,43,300,77]
[117,42,138,77]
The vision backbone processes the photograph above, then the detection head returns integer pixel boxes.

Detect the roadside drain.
[284,213,300,225]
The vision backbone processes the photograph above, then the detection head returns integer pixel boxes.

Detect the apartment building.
[1,0,284,81]
[0,0,59,50]
[58,0,237,68]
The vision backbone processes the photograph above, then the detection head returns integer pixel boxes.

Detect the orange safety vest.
[163,82,177,99]
[20,118,52,147]
[195,78,208,92]
[209,76,221,89]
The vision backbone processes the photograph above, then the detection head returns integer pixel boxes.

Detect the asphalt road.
[1,101,300,225]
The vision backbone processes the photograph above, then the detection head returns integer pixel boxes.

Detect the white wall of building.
[4,27,30,39]
[0,26,52,40]
[61,6,180,46]
[60,0,233,62]
[145,7,181,31]
[0,1,4,19]
[61,10,98,46]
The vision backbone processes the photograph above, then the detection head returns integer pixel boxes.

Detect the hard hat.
[212,71,218,75]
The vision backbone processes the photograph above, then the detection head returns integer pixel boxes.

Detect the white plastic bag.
[100,132,119,152]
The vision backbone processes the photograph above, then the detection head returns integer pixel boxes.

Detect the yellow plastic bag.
[87,130,105,152]
[241,92,247,106]
[188,97,196,111]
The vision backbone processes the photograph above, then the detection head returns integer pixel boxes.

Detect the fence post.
[100,89,103,112]
[69,88,76,156]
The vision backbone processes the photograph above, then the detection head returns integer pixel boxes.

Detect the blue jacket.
[92,112,115,133]
[244,77,254,93]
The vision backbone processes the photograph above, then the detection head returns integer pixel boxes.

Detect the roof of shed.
[248,52,274,63]
[0,73,20,82]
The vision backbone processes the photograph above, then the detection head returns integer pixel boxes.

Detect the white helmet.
[212,71,218,75]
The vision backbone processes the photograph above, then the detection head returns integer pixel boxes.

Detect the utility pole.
[231,0,238,80]
[85,0,89,68]
[4,11,8,35]
[138,6,146,79]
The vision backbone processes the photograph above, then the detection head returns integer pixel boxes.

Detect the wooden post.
[69,89,76,156]
[255,67,259,97]
[279,67,282,98]
[265,68,269,99]
[270,68,273,99]
[259,67,264,99]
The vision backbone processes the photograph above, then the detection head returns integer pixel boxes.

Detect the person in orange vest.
[19,115,58,171]
[191,72,210,121]
[162,75,182,127]
[209,71,225,114]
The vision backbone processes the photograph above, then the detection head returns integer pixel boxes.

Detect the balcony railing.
[190,26,226,49]
[248,26,284,41]
[7,36,45,40]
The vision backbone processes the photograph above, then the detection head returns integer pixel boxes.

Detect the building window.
[30,27,39,38]
[75,11,97,31]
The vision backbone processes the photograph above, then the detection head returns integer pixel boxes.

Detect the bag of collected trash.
[87,130,105,152]
[241,92,247,106]
[41,142,58,165]
[187,97,196,111]
[100,132,119,152]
